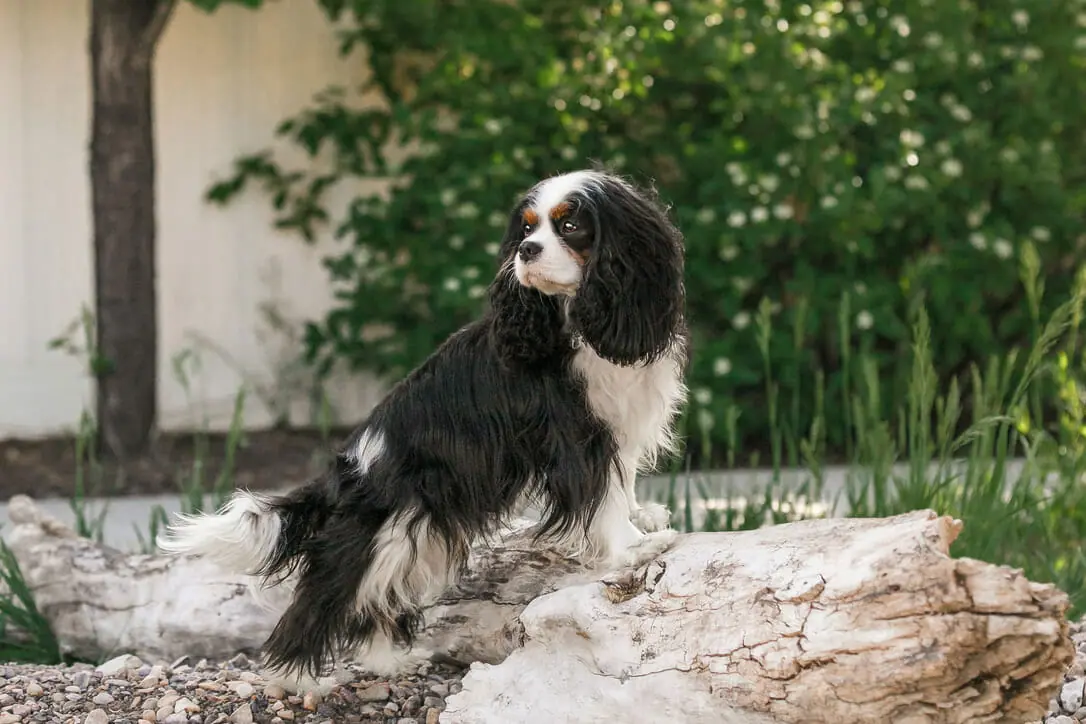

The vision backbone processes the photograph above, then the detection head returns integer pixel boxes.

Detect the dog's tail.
[157,482,334,585]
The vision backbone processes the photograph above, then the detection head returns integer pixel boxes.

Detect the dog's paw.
[630,502,672,533]
[614,528,679,570]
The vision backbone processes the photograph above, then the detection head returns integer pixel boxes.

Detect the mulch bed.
[0,428,357,501]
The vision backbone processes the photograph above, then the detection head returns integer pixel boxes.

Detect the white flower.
[1031,226,1051,242]
[561,146,578,160]
[444,278,462,292]
[440,189,458,206]
[751,206,769,223]
[732,311,752,330]
[891,59,913,74]
[713,357,733,376]
[456,203,479,219]
[775,152,792,167]
[468,285,486,299]
[940,159,963,177]
[487,211,505,227]
[967,51,984,68]
[794,124,815,139]
[773,203,795,220]
[733,277,753,294]
[993,239,1014,259]
[900,129,925,147]
[727,210,748,228]
[855,86,877,103]
[719,245,739,261]
[463,266,480,279]
[856,310,874,330]
[905,175,929,190]
[854,282,867,294]
[950,104,973,122]
[969,232,987,250]
[693,388,713,405]
[1012,10,1029,28]
[821,196,839,210]
[1021,45,1043,62]
[1000,147,1020,164]
[885,166,902,181]
[449,235,465,250]
[696,208,717,224]
[484,119,502,135]
[758,174,780,193]
[484,242,500,256]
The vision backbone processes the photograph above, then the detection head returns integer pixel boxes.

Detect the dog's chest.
[571,344,686,456]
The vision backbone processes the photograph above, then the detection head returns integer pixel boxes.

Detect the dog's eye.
[522,223,533,236]
[560,221,578,234]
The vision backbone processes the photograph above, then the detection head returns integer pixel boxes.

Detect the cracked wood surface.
[442,510,1073,724]
[4,496,1073,723]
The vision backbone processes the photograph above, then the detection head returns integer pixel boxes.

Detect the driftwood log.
[3,494,1074,723]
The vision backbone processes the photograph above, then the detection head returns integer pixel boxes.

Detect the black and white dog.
[160,169,689,686]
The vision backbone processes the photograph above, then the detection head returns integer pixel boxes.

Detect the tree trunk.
[89,0,176,457]
[4,495,1073,723]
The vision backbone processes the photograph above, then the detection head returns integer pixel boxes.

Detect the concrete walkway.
[0,458,1037,553]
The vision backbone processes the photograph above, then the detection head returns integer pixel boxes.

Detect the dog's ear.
[488,204,568,368]
[570,176,685,366]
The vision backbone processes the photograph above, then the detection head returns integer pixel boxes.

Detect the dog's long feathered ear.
[488,205,568,367]
[570,176,685,366]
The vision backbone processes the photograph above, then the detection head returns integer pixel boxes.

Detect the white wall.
[0,0,388,439]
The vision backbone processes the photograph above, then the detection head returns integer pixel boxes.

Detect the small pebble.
[229,703,254,724]
[85,710,110,724]
[264,684,286,700]
[24,682,42,697]
[279,711,295,721]
[229,682,254,698]
[302,691,320,711]
[92,692,115,706]
[426,709,441,724]
[0,714,20,724]
[358,682,391,702]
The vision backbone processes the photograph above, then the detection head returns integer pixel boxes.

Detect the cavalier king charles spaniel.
[160,169,689,688]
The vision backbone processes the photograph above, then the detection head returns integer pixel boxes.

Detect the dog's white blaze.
[354,511,452,620]
[515,170,604,292]
[157,490,281,573]
[574,340,687,542]
[348,427,387,473]
[573,341,687,472]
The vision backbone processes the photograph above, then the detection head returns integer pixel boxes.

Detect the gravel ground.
[1045,619,1086,723]
[0,618,1084,724]
[0,654,464,724]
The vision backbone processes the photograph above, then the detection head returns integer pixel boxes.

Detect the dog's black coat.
[252,172,686,678]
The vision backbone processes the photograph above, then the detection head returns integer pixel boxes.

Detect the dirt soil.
[0,427,357,500]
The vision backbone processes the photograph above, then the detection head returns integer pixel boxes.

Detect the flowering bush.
[209,0,1086,462]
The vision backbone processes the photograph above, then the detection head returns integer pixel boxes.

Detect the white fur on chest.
[572,343,687,471]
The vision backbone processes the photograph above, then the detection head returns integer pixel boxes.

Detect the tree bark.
[4,495,1073,723]
[89,0,176,457]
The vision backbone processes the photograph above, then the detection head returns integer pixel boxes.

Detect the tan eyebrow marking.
[522,209,539,225]
[549,202,572,220]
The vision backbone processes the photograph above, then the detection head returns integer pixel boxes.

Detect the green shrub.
[208,0,1086,463]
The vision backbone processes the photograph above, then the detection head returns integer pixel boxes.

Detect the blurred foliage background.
[209,0,1086,467]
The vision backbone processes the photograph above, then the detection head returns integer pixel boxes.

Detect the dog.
[159,169,689,688]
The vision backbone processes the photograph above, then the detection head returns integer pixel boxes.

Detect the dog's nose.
[518,241,543,262]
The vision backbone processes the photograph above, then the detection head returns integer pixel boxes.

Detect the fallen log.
[3,495,1073,722]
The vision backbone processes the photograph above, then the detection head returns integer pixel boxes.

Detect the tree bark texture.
[89,0,176,457]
